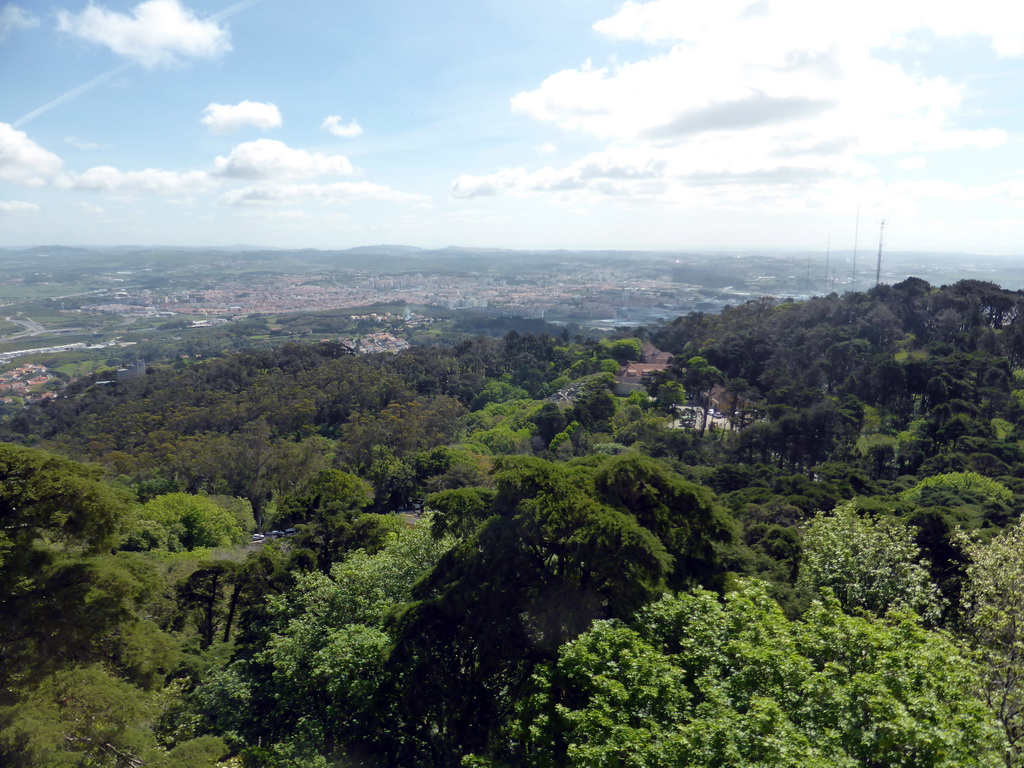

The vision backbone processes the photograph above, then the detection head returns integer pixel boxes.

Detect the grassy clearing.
[55,359,107,377]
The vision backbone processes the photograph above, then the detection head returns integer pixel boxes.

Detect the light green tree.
[798,502,942,622]
[601,337,643,364]
[959,523,1024,765]
[901,471,1014,507]
[290,513,454,628]
[195,518,452,762]
[130,493,245,551]
[470,379,531,411]
[499,581,1003,768]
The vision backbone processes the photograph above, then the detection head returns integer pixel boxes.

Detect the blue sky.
[1,0,1023,253]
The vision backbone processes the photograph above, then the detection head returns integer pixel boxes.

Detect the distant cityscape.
[5,244,1020,334]
[73,267,716,324]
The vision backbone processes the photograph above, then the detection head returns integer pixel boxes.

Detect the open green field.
[0,330,115,353]
[0,282,99,303]
[1,345,128,374]
[5,306,87,325]
[53,359,108,377]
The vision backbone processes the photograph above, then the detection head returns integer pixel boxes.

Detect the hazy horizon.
[2,243,1023,262]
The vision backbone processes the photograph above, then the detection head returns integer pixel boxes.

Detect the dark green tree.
[0,443,136,693]
[381,457,727,764]
[594,454,733,590]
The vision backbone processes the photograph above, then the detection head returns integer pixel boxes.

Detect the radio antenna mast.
[851,205,860,292]
[874,219,886,287]
[824,236,831,293]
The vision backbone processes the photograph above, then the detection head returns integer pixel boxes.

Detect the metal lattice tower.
[824,236,830,293]
[875,219,886,287]
[851,205,859,291]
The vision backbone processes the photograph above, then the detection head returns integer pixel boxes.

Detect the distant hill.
[6,246,98,258]
[343,245,424,255]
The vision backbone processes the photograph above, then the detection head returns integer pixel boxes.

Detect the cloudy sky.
[2,0,1023,252]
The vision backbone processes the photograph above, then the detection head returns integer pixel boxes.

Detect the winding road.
[3,315,45,340]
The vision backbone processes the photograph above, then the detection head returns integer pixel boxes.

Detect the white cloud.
[0,123,63,185]
[897,157,927,170]
[236,209,308,219]
[476,0,1015,210]
[56,0,231,69]
[535,142,558,155]
[0,200,40,215]
[201,101,282,134]
[3,129,413,213]
[592,0,1024,57]
[56,166,212,193]
[0,4,38,40]
[219,181,429,207]
[452,149,668,199]
[321,115,363,138]
[74,201,105,214]
[64,136,106,150]
[510,47,1000,155]
[213,139,354,180]
[452,168,531,199]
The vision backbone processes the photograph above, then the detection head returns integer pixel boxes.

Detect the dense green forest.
[6,277,1024,766]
